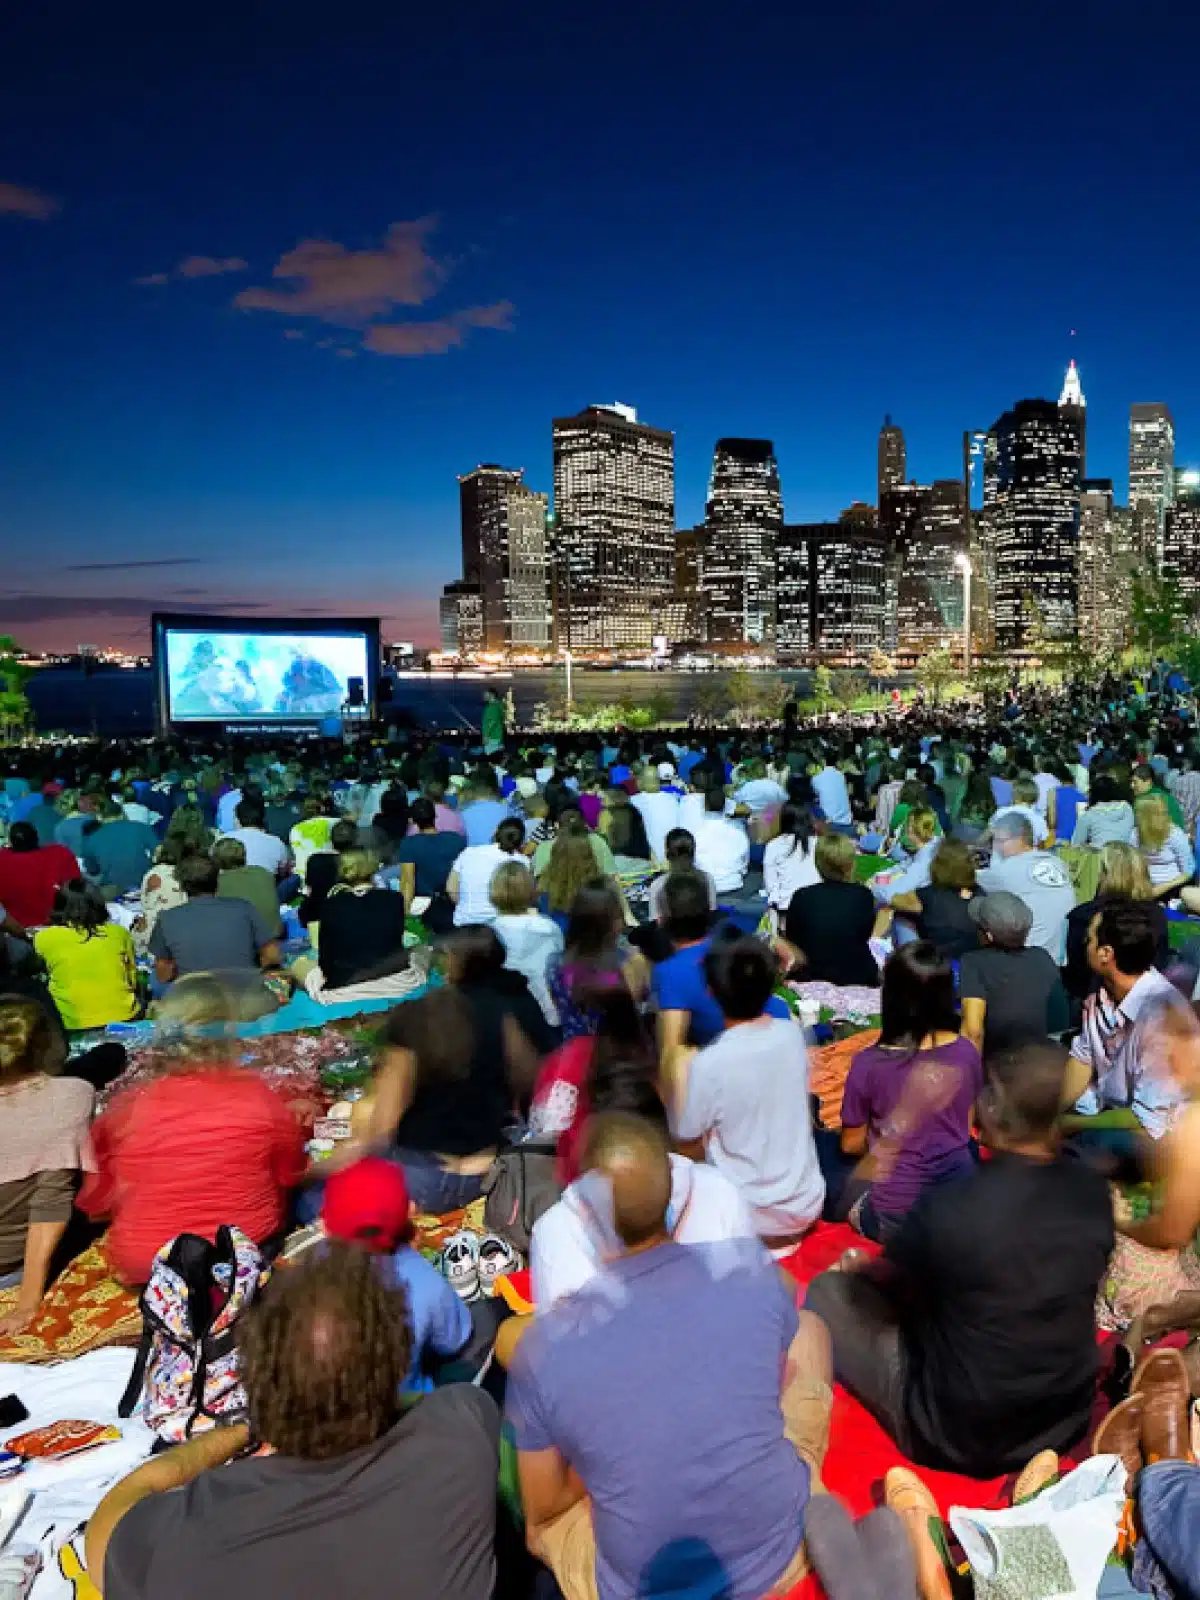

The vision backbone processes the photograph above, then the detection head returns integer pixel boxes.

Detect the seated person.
[219,793,291,878]
[1070,770,1135,848]
[213,836,283,939]
[33,879,141,1031]
[806,1045,1113,1476]
[666,936,825,1247]
[827,941,981,1242]
[0,997,96,1334]
[1133,792,1195,898]
[391,797,464,909]
[87,1245,500,1600]
[959,892,1070,1065]
[79,975,307,1284]
[313,849,408,992]
[784,832,880,989]
[489,859,563,1024]
[0,821,79,928]
[1064,896,1188,1143]
[297,818,358,928]
[646,828,717,923]
[976,812,1075,962]
[149,854,281,984]
[691,785,750,894]
[871,807,940,907]
[506,1111,830,1600]
[652,873,792,1054]
[1065,842,1168,1002]
[986,775,1049,859]
[320,1158,471,1391]
[532,1101,755,1311]
[886,837,980,959]
[80,799,159,897]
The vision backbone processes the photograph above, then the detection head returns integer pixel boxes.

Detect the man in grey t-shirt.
[976,813,1075,963]
[149,854,280,983]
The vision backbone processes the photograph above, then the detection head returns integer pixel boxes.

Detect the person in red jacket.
[79,987,306,1283]
[0,822,79,929]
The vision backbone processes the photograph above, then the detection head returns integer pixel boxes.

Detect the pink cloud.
[134,272,171,286]
[0,181,59,220]
[362,300,515,357]
[282,328,305,341]
[177,254,248,278]
[235,219,447,325]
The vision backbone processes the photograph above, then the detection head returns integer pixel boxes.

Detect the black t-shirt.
[317,888,409,990]
[914,886,980,959]
[887,1153,1113,1474]
[104,1386,500,1600]
[784,881,880,988]
[958,945,1069,1060]
[397,832,465,897]
[393,973,556,1155]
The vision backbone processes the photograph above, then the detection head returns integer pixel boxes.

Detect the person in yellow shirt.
[33,880,140,1032]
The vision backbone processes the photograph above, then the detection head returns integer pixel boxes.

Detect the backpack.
[481,1142,562,1255]
[118,1226,270,1443]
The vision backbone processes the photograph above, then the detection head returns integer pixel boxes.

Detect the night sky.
[2,2,1197,650]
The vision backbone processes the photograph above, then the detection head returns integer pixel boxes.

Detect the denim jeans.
[394,1147,486,1215]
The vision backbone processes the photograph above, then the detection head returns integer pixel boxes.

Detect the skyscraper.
[1058,360,1087,474]
[552,404,675,651]
[1129,404,1176,565]
[777,517,888,660]
[984,399,1081,651]
[1077,480,1125,656]
[438,580,483,656]
[895,480,966,655]
[878,416,906,501]
[701,438,782,650]
[458,465,552,653]
[1164,469,1200,606]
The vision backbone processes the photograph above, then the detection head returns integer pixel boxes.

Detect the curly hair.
[238,1243,411,1460]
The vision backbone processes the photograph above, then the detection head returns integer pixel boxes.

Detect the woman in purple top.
[835,941,982,1242]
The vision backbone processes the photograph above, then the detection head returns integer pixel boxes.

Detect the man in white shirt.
[692,788,749,894]
[631,768,680,862]
[532,1130,756,1311]
[220,795,290,876]
[812,760,853,828]
[447,817,527,925]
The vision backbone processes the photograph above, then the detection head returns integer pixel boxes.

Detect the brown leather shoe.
[884,1467,952,1600]
[1092,1393,1146,1484]
[1134,1349,1193,1464]
[1012,1450,1059,1504]
[1184,1340,1200,1400]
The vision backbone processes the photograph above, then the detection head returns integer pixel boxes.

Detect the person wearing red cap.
[321,1157,472,1392]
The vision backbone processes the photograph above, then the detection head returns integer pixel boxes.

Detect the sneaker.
[476,1233,520,1298]
[441,1230,481,1302]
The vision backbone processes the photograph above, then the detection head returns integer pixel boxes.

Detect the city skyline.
[4,6,1200,651]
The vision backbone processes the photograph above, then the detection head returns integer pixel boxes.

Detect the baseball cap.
[969,891,1033,950]
[321,1158,411,1252]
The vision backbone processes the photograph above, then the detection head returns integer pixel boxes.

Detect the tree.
[868,648,893,696]
[690,676,729,726]
[0,638,31,742]
[810,665,834,712]
[915,647,956,705]
[1131,571,1197,659]
[831,669,868,708]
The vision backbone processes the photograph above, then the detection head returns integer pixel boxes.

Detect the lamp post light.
[954,551,973,675]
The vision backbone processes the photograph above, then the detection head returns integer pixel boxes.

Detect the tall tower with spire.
[1058,359,1087,474]
[878,415,906,502]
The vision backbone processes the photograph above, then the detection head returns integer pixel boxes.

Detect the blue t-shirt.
[461,798,509,847]
[651,937,790,1047]
[677,749,705,779]
[507,1240,807,1600]
[385,1244,472,1392]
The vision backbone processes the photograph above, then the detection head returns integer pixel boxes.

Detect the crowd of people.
[3,668,1200,1596]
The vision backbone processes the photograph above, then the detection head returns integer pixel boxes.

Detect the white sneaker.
[441,1230,481,1302]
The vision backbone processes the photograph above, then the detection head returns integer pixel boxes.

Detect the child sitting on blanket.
[320,1157,472,1393]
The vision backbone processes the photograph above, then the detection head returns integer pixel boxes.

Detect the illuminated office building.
[702,438,782,650]
[458,465,552,653]
[552,403,675,651]
[1129,403,1175,564]
[895,480,966,655]
[1164,468,1200,605]
[878,416,907,500]
[983,399,1081,650]
[1058,360,1087,474]
[776,518,888,660]
[438,580,483,657]
[653,523,708,643]
[1077,480,1127,656]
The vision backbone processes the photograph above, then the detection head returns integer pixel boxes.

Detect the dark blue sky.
[2,1,1196,648]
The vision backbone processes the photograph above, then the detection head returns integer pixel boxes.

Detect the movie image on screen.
[164,629,369,722]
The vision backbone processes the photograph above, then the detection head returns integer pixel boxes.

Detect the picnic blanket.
[0,1244,139,1366]
[808,1030,878,1130]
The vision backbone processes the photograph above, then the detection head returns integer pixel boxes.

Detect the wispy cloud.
[0,181,59,220]
[235,219,514,358]
[65,558,204,573]
[235,219,445,324]
[135,254,248,287]
[363,301,515,356]
[0,594,265,624]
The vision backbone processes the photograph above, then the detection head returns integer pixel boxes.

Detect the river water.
[25,666,818,738]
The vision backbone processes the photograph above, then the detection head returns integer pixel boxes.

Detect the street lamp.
[954,552,972,675]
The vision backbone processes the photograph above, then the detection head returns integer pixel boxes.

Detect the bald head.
[581,1111,672,1249]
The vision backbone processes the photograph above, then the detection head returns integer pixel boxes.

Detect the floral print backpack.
[118,1226,270,1443]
